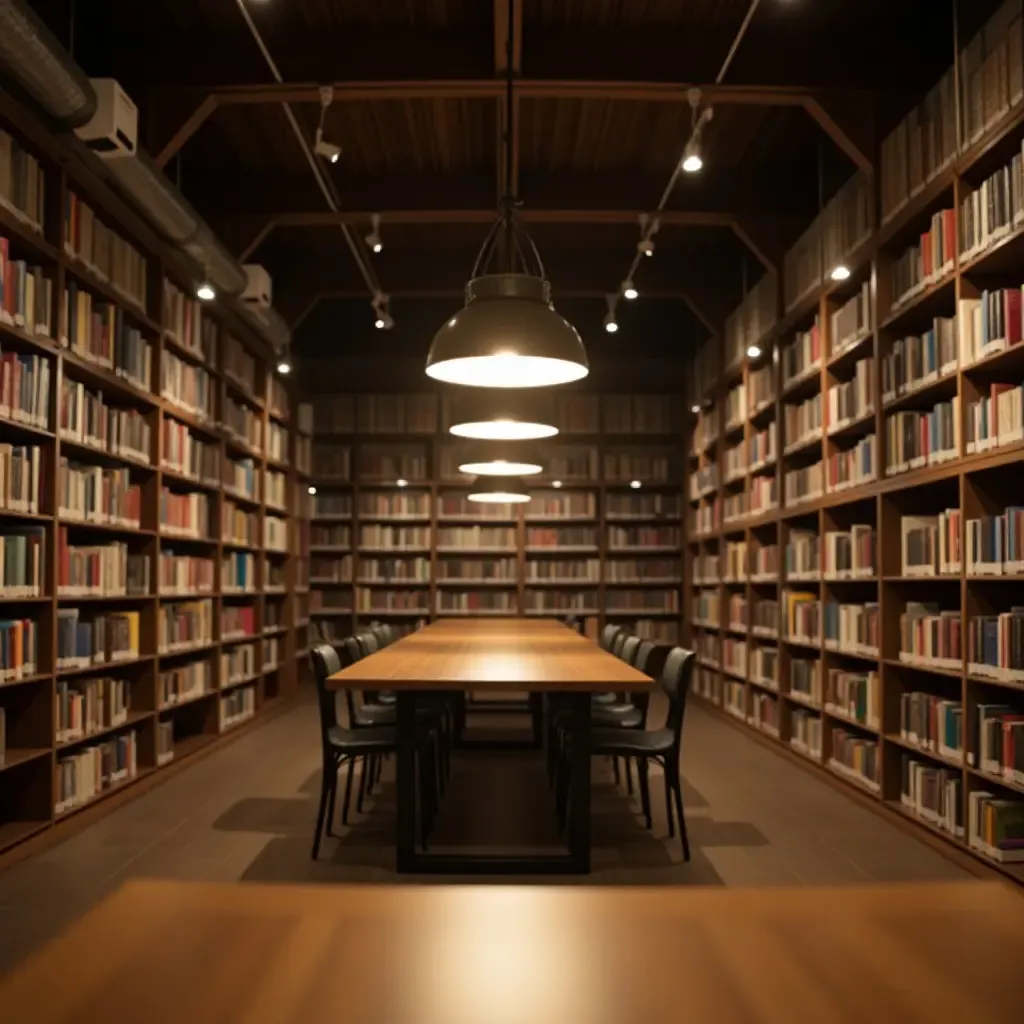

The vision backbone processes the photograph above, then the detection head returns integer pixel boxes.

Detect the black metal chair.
[556,646,696,860]
[599,624,621,651]
[309,643,439,858]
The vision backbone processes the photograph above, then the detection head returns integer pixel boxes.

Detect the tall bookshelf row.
[308,392,684,644]
[0,99,306,854]
[686,15,1024,880]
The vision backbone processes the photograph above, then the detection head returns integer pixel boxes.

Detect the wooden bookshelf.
[308,392,684,646]
[0,97,306,853]
[685,33,1024,883]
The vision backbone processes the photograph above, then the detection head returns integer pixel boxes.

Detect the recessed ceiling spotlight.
[831,265,851,282]
[747,344,761,358]
[622,280,638,301]
[396,478,408,488]
[691,404,700,414]
[308,486,317,495]
[196,282,215,302]
[552,480,563,489]
[629,480,642,489]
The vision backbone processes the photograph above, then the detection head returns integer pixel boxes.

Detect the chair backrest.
[611,631,628,658]
[358,632,379,656]
[341,636,362,666]
[660,647,696,744]
[380,623,397,645]
[309,644,342,744]
[599,624,620,651]
[369,621,391,647]
[620,635,641,665]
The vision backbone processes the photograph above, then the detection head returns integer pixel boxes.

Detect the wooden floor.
[0,693,973,974]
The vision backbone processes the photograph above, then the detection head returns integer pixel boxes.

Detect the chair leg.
[612,756,621,785]
[637,757,652,830]
[668,762,690,862]
[356,756,369,814]
[624,756,634,796]
[326,764,339,837]
[311,764,332,860]
[340,757,355,825]
[663,760,675,838]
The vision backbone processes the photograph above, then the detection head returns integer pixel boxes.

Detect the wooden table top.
[3,879,1023,1023]
[328,617,655,693]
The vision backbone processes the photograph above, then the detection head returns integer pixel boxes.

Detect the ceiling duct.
[0,0,95,127]
[181,224,248,298]
[101,149,200,245]
[239,301,290,353]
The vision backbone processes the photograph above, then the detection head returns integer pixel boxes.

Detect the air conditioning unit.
[74,79,137,155]
[242,265,272,308]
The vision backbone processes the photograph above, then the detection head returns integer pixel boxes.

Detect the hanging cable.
[607,0,762,327]
[232,0,385,321]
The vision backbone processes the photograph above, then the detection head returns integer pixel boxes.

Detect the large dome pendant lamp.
[425,2,588,390]
[457,441,545,477]
[448,391,558,441]
[467,475,532,504]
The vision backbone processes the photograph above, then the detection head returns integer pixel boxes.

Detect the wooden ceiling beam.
[803,94,876,171]
[265,209,738,228]
[153,94,220,169]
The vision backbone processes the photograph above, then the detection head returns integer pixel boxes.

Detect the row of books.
[0,128,46,230]
[790,658,821,705]
[725,383,746,430]
[967,507,1024,574]
[785,530,819,578]
[436,591,514,612]
[55,730,137,815]
[222,643,258,686]
[58,534,149,597]
[602,395,677,435]
[161,353,214,421]
[830,728,879,790]
[831,282,872,355]
[968,610,1024,681]
[160,489,209,539]
[889,208,956,309]
[783,393,822,451]
[972,703,1024,787]
[264,515,287,553]
[222,394,262,453]
[222,605,257,640]
[223,335,257,397]
[448,558,518,580]
[884,399,959,475]
[748,476,776,516]
[825,525,875,578]
[965,382,1024,453]
[881,319,957,404]
[310,555,353,582]
[781,321,821,387]
[722,637,746,677]
[959,290,1024,368]
[357,557,429,582]
[159,599,214,653]
[723,540,747,581]
[268,378,289,422]
[790,708,822,758]
[826,669,880,729]
[902,511,961,576]
[0,617,37,682]
[524,592,598,613]
[900,690,963,760]
[266,421,287,464]
[159,659,213,708]
[64,193,147,309]
[824,600,879,654]
[59,381,151,463]
[749,422,776,470]
[355,589,431,612]
[223,502,259,547]
[752,644,778,685]
[749,364,775,412]
[827,358,873,430]
[900,603,961,670]
[222,552,257,593]
[56,608,139,668]
[902,757,962,838]
[0,238,53,339]
[55,676,130,744]
[783,461,823,507]
[265,470,287,511]
[827,434,877,493]
[162,418,219,484]
[784,590,820,644]
[61,284,152,392]
[58,460,140,527]
[0,348,50,430]
[224,457,258,501]
[691,464,717,497]
[159,552,215,595]
[0,444,40,514]
[2,527,45,596]
[220,685,257,730]
[163,280,216,365]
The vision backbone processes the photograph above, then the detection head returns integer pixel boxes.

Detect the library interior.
[2,0,1024,1018]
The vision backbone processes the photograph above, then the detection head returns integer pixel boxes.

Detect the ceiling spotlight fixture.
[372,292,394,330]
[622,279,638,301]
[691,404,701,414]
[604,294,619,334]
[638,238,655,257]
[365,213,383,254]
[630,480,642,490]
[831,264,851,282]
[314,85,341,164]
[276,347,292,375]
[396,478,408,488]
[747,344,762,359]
[425,1,587,389]
[681,88,710,174]
[467,475,532,504]
[448,391,558,441]
[308,486,317,495]
[458,443,544,477]
[196,281,215,302]
[552,480,563,489]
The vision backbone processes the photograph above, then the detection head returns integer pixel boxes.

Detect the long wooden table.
[4,879,1023,1022]
[327,618,654,874]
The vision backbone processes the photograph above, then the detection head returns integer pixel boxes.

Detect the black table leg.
[395,691,419,873]
[567,692,592,873]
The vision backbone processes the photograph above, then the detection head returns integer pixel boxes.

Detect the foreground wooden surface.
[1,879,1022,1022]
[328,617,654,692]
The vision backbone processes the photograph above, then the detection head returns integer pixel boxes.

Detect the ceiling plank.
[154,94,220,168]
[266,209,738,228]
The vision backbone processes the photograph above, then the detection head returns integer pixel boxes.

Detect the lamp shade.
[448,390,558,441]
[427,274,589,388]
[467,475,531,503]
[457,441,544,477]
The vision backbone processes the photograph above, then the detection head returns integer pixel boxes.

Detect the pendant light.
[448,391,558,441]
[425,1,588,390]
[458,441,544,477]
[467,475,532,504]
